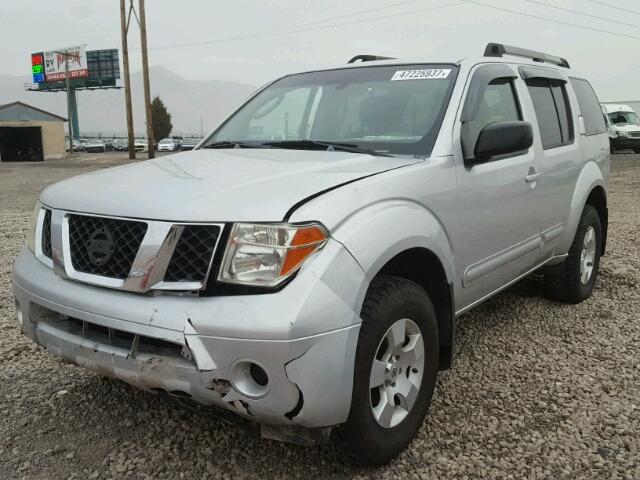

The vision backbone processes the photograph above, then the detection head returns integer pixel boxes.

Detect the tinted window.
[466,78,522,144]
[526,79,573,149]
[570,78,606,135]
[551,84,574,143]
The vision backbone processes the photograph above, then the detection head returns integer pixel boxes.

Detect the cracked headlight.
[218,223,328,287]
[26,201,43,254]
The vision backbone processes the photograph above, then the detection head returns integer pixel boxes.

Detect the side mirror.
[470,121,533,164]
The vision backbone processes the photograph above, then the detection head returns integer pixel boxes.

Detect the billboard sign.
[35,45,88,82]
[28,47,120,91]
[87,49,120,80]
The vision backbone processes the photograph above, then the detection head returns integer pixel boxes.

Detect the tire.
[545,205,602,303]
[633,149,640,154]
[340,275,439,466]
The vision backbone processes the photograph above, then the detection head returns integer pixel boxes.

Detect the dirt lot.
[1,153,638,479]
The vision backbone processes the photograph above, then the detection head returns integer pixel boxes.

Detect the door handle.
[525,168,541,183]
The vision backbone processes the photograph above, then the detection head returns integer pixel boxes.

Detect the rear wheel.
[545,205,602,303]
[341,275,439,466]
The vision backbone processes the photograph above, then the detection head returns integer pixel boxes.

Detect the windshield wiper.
[262,139,392,157]
[202,140,268,149]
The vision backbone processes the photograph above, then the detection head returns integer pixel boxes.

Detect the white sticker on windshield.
[390,69,452,81]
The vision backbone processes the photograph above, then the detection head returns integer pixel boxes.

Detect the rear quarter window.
[570,78,606,136]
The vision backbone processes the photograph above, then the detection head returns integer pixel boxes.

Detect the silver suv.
[12,44,609,465]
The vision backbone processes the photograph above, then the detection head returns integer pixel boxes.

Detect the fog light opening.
[231,361,270,399]
[250,363,268,387]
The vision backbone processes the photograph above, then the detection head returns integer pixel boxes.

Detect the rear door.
[519,66,581,258]
[453,64,543,309]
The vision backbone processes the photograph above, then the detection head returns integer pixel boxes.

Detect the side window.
[551,84,573,144]
[466,78,522,144]
[526,79,573,149]
[570,78,606,136]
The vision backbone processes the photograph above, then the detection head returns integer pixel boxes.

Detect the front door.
[453,64,543,310]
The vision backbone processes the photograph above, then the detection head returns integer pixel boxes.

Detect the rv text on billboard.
[30,45,88,83]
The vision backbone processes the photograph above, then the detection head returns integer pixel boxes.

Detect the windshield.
[203,64,458,156]
[608,111,640,126]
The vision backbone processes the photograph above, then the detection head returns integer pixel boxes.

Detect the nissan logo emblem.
[86,227,115,266]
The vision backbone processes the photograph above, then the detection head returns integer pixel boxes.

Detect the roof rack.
[484,43,570,69]
[347,55,395,64]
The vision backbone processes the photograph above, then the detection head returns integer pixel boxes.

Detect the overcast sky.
[3,0,640,100]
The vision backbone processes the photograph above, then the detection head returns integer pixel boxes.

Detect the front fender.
[559,161,607,254]
[330,199,455,285]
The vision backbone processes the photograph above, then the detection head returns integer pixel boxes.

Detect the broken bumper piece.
[12,245,365,439]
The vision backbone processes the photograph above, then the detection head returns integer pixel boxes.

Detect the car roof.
[602,104,635,113]
[282,54,583,81]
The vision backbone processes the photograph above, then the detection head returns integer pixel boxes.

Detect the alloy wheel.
[369,318,425,428]
[580,226,597,285]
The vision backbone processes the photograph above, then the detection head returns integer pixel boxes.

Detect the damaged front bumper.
[12,240,366,440]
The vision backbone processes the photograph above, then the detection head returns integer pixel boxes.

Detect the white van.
[602,103,640,153]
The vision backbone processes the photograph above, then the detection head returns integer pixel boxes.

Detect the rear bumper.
[12,243,365,428]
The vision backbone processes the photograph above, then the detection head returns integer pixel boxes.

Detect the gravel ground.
[1,153,638,479]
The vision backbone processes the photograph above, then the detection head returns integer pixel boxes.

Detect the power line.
[522,0,640,30]
[151,2,464,51]
[462,0,640,40]
[580,0,640,16]
[151,0,421,50]
[247,0,422,33]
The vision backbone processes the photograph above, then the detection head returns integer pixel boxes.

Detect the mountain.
[0,66,255,136]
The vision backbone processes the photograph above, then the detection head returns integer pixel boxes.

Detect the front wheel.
[340,275,439,466]
[545,205,602,303]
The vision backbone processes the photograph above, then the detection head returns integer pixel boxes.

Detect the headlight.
[26,201,42,253]
[617,130,629,137]
[218,222,328,287]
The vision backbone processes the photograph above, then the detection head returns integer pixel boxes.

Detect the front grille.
[68,214,147,279]
[627,131,640,138]
[46,314,187,360]
[164,225,221,283]
[41,209,52,259]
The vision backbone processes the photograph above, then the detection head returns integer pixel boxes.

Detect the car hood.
[614,124,640,133]
[40,148,421,222]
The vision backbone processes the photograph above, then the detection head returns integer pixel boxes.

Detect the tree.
[151,95,172,140]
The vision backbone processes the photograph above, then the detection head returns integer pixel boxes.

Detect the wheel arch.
[561,162,608,255]
[330,200,457,369]
[375,248,455,371]
[585,185,608,255]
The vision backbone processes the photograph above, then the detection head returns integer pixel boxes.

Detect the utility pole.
[139,0,155,159]
[64,52,74,154]
[119,0,136,159]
